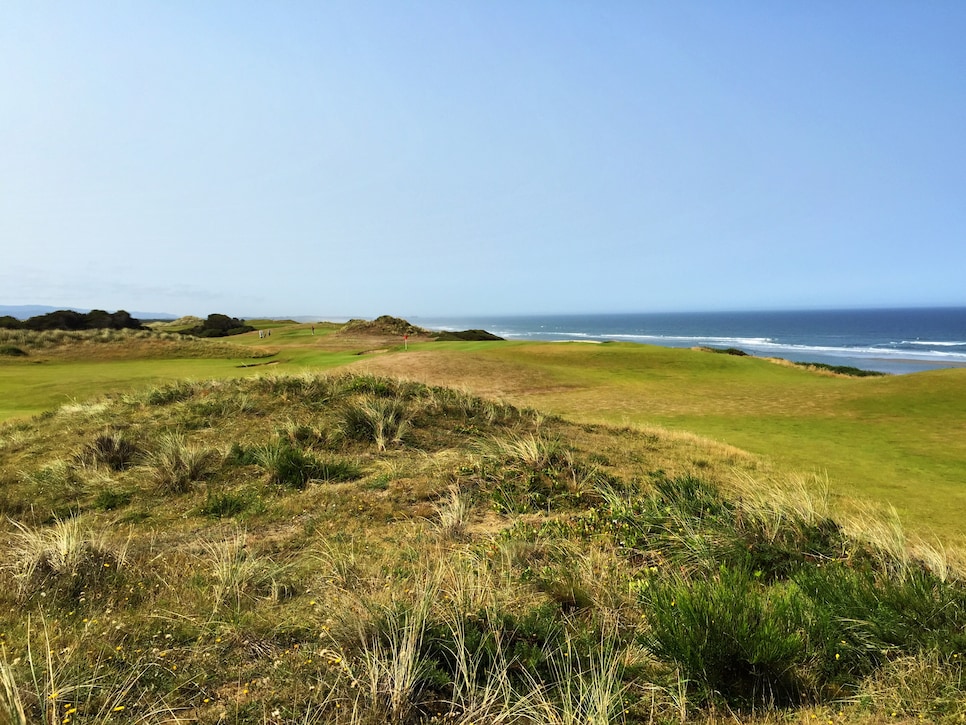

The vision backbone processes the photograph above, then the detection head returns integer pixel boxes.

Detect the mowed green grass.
[356,341,966,538]
[0,344,361,420]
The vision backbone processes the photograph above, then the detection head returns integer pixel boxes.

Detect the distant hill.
[337,315,430,337]
[335,315,504,342]
[0,305,177,321]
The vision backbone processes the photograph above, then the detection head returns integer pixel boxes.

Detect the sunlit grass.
[1,322,965,723]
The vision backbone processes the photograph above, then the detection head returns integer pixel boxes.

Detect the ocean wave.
[600,333,775,346]
[587,333,966,362]
[899,340,966,347]
[731,341,966,362]
[495,330,966,361]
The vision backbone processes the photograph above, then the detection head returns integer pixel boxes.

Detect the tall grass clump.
[143,380,200,406]
[336,395,412,451]
[5,518,127,602]
[329,582,438,723]
[430,614,521,723]
[433,485,471,539]
[79,430,138,471]
[0,654,27,725]
[628,475,966,709]
[481,433,603,513]
[608,474,849,582]
[200,530,294,612]
[530,637,629,725]
[253,441,361,488]
[145,432,215,493]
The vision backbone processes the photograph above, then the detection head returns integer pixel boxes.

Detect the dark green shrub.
[640,566,810,708]
[794,563,966,683]
[21,309,142,331]
[433,329,503,341]
[0,344,26,356]
[704,346,748,356]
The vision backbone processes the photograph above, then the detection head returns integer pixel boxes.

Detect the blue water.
[414,308,966,375]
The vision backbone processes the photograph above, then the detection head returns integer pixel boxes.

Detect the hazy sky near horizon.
[3,2,965,318]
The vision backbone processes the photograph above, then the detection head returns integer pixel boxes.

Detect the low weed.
[20,460,83,495]
[199,487,254,518]
[852,651,966,719]
[481,433,595,513]
[92,487,133,511]
[18,460,87,517]
[5,619,177,724]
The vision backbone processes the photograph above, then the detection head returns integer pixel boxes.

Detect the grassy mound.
[0,373,963,723]
[338,315,428,338]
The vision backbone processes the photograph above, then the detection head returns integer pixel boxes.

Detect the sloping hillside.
[0,373,964,723]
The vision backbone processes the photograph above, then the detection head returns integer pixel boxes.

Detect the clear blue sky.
[2,2,965,318]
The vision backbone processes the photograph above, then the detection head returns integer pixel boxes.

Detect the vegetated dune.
[336,315,430,338]
[0,371,964,723]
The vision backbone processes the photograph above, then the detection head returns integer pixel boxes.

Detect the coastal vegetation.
[180,314,256,338]
[0,308,143,331]
[0,317,964,722]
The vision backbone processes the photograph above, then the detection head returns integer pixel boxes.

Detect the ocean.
[414,307,966,375]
